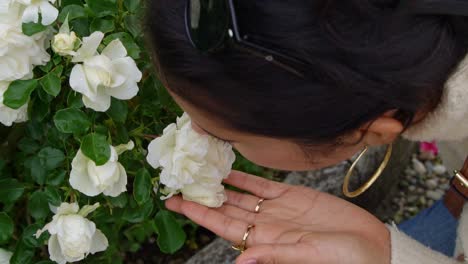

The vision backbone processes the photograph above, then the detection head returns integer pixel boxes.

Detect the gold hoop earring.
[343,144,393,198]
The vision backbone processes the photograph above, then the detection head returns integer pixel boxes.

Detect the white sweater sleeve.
[388,225,463,264]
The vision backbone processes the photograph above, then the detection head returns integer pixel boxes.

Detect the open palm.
[166,170,390,264]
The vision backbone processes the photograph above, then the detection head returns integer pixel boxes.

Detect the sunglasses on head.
[184,0,308,77]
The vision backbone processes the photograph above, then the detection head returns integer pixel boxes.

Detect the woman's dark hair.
[146,0,468,146]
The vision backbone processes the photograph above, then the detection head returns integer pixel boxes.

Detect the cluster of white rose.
[0,1,237,262]
[147,113,236,208]
[0,0,52,126]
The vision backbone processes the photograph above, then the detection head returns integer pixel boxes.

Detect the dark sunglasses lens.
[186,0,230,52]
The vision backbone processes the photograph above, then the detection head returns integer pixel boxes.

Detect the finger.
[224,171,289,199]
[167,196,250,245]
[216,204,258,224]
[235,244,312,264]
[165,196,184,214]
[225,190,265,212]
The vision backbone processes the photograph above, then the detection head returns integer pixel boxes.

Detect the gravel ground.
[387,151,451,224]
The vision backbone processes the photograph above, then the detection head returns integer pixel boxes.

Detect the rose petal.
[113,57,143,82]
[21,5,39,24]
[72,32,104,62]
[146,124,177,169]
[48,235,67,264]
[102,163,127,197]
[70,64,96,99]
[105,80,139,100]
[89,229,109,254]
[39,1,58,25]
[102,40,127,60]
[82,93,111,112]
[70,151,101,197]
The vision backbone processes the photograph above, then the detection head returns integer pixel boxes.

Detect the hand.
[166,170,391,264]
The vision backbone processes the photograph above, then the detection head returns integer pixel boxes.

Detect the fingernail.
[241,259,257,264]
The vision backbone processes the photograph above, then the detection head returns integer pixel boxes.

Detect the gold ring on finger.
[254,198,265,213]
[231,224,255,253]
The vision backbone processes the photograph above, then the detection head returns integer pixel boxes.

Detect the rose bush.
[0,0,271,263]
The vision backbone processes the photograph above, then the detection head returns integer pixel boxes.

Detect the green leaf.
[44,186,61,206]
[30,99,50,122]
[38,61,54,73]
[36,85,53,103]
[104,33,141,59]
[22,224,47,248]
[22,22,47,36]
[10,241,35,264]
[3,80,38,109]
[107,98,128,123]
[47,170,66,186]
[67,91,84,108]
[62,0,82,6]
[122,200,153,223]
[154,210,186,254]
[81,133,111,166]
[0,179,24,204]
[86,0,118,17]
[124,0,141,12]
[58,5,86,22]
[133,168,152,205]
[38,147,65,170]
[70,17,90,37]
[54,108,91,134]
[17,138,40,154]
[109,194,128,208]
[28,191,49,220]
[0,212,14,243]
[90,18,115,33]
[40,72,61,97]
[124,15,142,37]
[26,156,47,185]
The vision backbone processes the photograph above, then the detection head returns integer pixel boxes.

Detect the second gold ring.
[254,198,265,213]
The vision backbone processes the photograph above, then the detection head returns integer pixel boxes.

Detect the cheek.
[232,143,316,171]
[232,142,365,172]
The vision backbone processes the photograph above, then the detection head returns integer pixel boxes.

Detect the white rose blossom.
[0,248,12,264]
[70,32,142,112]
[4,0,59,26]
[0,3,50,81]
[70,141,134,197]
[52,16,79,56]
[146,113,236,208]
[0,81,28,126]
[35,203,108,264]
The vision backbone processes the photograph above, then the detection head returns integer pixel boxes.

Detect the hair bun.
[398,0,468,45]
[398,0,468,16]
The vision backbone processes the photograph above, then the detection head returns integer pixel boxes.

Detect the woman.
[146,1,468,263]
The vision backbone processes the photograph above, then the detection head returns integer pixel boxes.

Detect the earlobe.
[361,116,405,146]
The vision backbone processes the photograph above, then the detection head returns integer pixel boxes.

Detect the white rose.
[0,12,50,81]
[70,32,142,112]
[52,32,78,56]
[0,81,28,126]
[35,203,108,264]
[15,0,58,26]
[52,16,79,56]
[146,113,236,208]
[70,141,134,197]
[0,248,12,264]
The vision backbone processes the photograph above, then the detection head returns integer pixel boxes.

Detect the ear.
[361,111,405,146]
